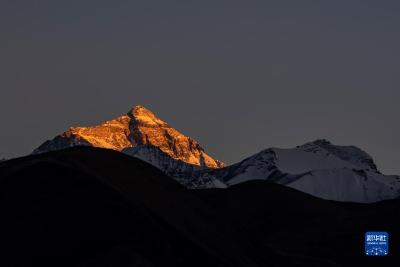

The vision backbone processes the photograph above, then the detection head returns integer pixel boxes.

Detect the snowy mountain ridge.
[32,106,400,203]
[125,138,400,202]
[193,139,400,202]
[123,145,226,189]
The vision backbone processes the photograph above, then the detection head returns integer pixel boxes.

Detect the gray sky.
[0,0,399,174]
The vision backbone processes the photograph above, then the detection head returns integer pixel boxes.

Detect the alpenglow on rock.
[34,105,224,169]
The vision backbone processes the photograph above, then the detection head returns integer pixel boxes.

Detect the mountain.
[1,147,399,266]
[0,147,254,267]
[195,139,400,203]
[33,105,224,169]
[33,107,400,202]
[198,181,400,267]
[123,145,227,189]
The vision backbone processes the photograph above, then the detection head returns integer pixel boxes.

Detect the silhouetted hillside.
[0,147,398,266]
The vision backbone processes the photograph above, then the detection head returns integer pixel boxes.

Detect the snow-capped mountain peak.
[33,105,224,169]
[298,139,378,172]
[32,106,400,203]
[127,105,169,127]
[193,140,400,203]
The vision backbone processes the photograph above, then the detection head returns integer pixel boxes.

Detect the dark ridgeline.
[0,147,398,266]
[0,147,255,267]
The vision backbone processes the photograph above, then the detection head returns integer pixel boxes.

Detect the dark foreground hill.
[0,147,398,266]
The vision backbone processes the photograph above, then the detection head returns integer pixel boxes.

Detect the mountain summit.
[194,139,400,202]
[34,105,224,168]
[33,107,400,202]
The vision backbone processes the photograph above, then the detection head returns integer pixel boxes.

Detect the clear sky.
[1,1,399,174]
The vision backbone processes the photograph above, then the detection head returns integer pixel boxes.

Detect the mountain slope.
[1,147,399,266]
[196,181,400,267]
[195,140,400,202]
[0,147,254,267]
[33,105,224,168]
[123,145,227,189]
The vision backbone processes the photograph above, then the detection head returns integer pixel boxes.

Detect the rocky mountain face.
[123,145,227,189]
[34,105,224,169]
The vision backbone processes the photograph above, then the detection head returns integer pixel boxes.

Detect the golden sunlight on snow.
[61,105,224,168]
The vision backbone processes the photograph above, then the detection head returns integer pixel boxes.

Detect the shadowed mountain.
[0,147,277,267]
[197,181,400,266]
[0,147,399,266]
